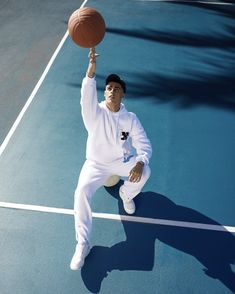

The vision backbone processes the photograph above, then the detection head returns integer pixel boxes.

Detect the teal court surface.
[0,0,235,293]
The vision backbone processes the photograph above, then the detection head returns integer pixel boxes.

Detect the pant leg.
[112,157,151,201]
[74,160,109,244]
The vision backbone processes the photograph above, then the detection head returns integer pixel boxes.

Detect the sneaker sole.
[70,247,91,271]
[124,205,135,215]
[119,186,136,214]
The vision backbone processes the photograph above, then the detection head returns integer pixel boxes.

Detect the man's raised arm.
[86,47,97,78]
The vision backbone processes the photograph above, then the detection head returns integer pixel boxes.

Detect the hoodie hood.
[100,101,127,114]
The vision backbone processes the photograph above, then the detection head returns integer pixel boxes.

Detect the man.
[70,48,152,270]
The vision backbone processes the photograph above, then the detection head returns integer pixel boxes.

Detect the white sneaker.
[70,243,90,270]
[119,186,136,215]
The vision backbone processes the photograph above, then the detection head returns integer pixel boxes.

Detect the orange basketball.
[68,7,106,48]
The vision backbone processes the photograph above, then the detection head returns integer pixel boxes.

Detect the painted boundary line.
[0,0,88,158]
[0,201,234,233]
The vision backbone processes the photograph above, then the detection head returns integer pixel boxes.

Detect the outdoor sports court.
[0,0,235,293]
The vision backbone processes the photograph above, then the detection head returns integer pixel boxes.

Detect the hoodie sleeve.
[130,114,152,165]
[80,76,100,131]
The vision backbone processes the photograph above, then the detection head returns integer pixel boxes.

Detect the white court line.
[137,0,234,5]
[0,201,235,233]
[0,0,88,158]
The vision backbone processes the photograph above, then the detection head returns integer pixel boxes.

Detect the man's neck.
[106,102,120,112]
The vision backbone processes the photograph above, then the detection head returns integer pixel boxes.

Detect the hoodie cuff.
[135,155,149,165]
[84,75,95,80]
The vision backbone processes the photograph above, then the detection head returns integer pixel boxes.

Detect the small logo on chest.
[121,132,129,140]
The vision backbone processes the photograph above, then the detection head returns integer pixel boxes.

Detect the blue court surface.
[0,0,235,293]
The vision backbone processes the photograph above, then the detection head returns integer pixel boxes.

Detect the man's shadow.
[81,182,235,293]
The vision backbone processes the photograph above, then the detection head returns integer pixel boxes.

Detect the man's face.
[104,82,124,108]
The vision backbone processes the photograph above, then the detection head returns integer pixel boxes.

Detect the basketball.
[104,175,120,187]
[68,7,106,48]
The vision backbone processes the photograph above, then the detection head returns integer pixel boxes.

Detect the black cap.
[105,74,126,93]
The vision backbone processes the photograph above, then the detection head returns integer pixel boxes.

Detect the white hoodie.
[80,76,152,165]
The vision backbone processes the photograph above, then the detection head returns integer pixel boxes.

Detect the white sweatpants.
[73,157,151,245]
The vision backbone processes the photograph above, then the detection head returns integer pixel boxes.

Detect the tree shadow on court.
[105,24,235,112]
[106,27,235,48]
[127,70,235,112]
[170,1,235,20]
[95,31,235,113]
[81,182,235,293]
